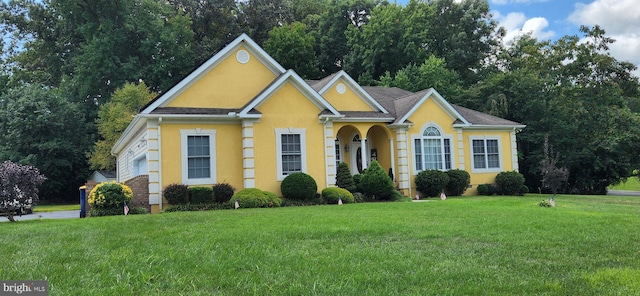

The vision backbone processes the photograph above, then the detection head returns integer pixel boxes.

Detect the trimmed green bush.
[88,182,133,210]
[520,185,529,195]
[163,203,230,212]
[359,160,396,200]
[281,172,317,200]
[189,187,214,204]
[477,183,497,196]
[213,183,236,204]
[352,174,363,192]
[353,192,365,203]
[445,169,471,196]
[90,206,147,216]
[496,171,526,195]
[231,188,281,209]
[335,162,356,193]
[415,170,449,197]
[321,187,355,204]
[263,191,282,207]
[390,190,410,202]
[163,183,189,205]
[477,184,489,195]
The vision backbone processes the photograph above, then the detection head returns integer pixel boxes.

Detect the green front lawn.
[1,195,639,295]
[608,176,640,191]
[34,204,81,212]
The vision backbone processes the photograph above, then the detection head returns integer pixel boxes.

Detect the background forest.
[1,0,639,202]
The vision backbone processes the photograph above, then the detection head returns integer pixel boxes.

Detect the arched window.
[414,126,451,171]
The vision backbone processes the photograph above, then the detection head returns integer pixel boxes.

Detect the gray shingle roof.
[150,107,241,115]
[452,104,523,126]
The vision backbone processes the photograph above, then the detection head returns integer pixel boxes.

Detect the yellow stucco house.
[112,34,525,213]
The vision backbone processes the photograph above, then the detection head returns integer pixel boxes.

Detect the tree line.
[1,0,638,201]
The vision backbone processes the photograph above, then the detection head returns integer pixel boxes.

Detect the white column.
[360,138,367,170]
[389,138,395,181]
[242,120,256,188]
[395,128,411,196]
[457,129,465,170]
[511,129,519,171]
[324,121,336,187]
[147,120,161,207]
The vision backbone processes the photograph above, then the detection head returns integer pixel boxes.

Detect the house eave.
[111,116,147,156]
[454,124,526,131]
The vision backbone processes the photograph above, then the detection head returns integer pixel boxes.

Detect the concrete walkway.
[0,210,80,222]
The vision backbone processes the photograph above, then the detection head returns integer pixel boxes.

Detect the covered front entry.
[335,124,394,179]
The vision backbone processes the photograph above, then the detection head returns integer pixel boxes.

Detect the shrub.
[263,191,282,207]
[359,160,396,200]
[163,203,230,212]
[163,183,189,205]
[189,187,214,204]
[231,188,281,208]
[353,192,365,203]
[390,190,411,202]
[495,171,526,195]
[352,174,363,192]
[335,162,356,193]
[445,169,470,196]
[281,172,317,200]
[415,170,449,197]
[88,182,133,210]
[321,187,355,204]
[477,184,489,195]
[213,183,235,203]
[477,183,497,196]
[520,185,529,195]
[90,206,147,216]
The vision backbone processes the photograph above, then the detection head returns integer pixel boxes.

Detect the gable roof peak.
[140,33,286,114]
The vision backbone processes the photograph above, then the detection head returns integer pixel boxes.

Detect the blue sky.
[395,0,640,76]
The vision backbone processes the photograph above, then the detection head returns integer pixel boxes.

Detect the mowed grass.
[609,176,640,191]
[1,195,639,295]
[34,204,80,212]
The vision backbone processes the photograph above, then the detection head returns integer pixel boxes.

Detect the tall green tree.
[425,0,504,85]
[377,55,461,97]
[238,0,294,45]
[469,27,640,194]
[264,22,318,79]
[0,84,91,201]
[167,0,242,65]
[315,0,381,75]
[89,82,156,170]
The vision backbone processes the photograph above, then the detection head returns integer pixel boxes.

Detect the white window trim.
[180,129,217,185]
[469,136,503,173]
[410,124,455,175]
[275,128,307,181]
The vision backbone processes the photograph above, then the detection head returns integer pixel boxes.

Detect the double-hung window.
[414,126,452,172]
[471,138,501,171]
[276,128,307,180]
[181,129,216,185]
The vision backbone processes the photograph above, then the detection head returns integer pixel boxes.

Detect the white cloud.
[492,0,549,4]
[494,11,555,44]
[569,0,640,77]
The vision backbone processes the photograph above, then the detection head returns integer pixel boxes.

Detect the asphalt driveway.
[0,210,80,222]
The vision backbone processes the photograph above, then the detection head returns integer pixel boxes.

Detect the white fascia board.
[111,116,147,155]
[318,70,389,114]
[397,88,470,126]
[239,70,340,117]
[141,34,286,114]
